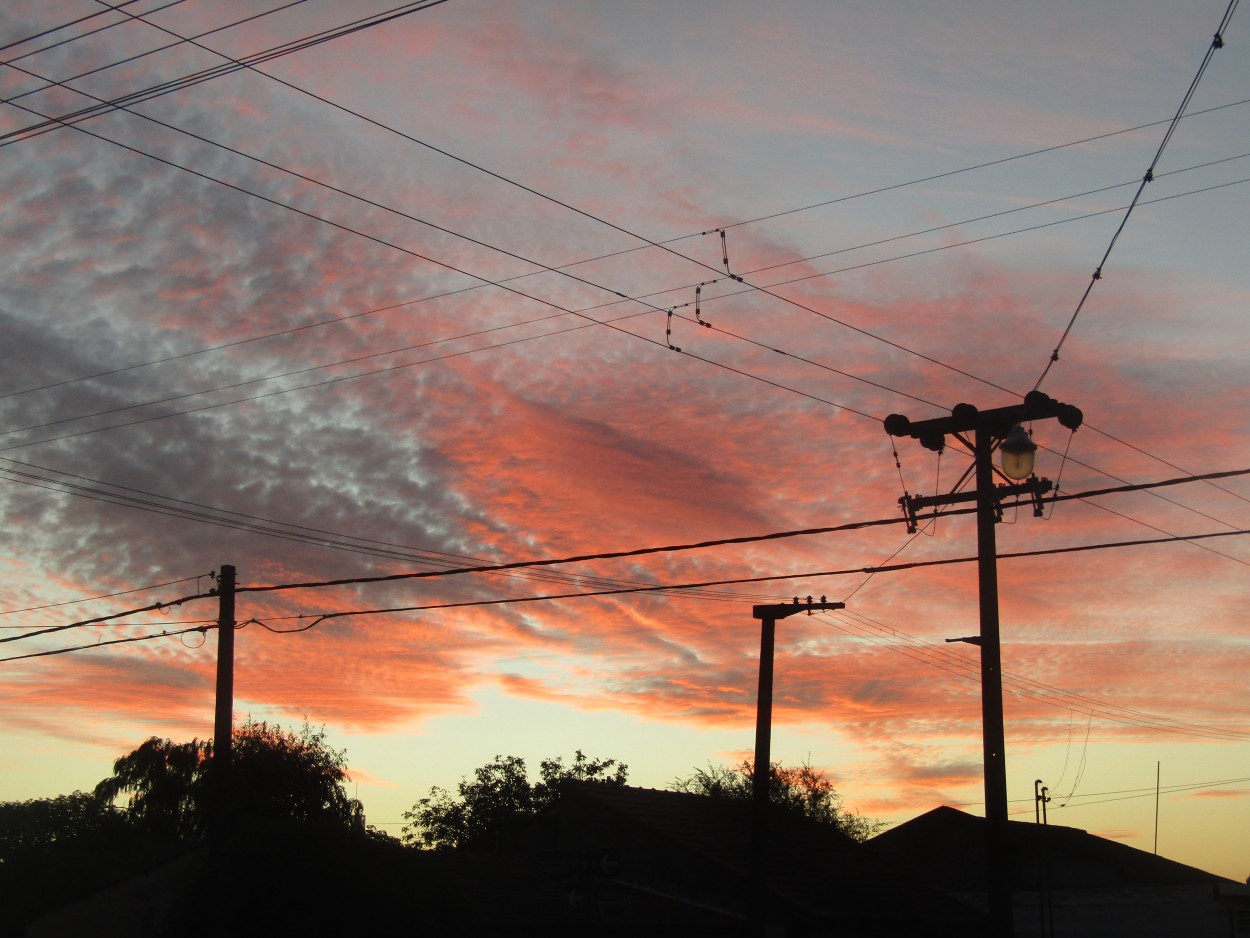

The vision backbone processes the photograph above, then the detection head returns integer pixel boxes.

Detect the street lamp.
[999,425,1038,481]
[884,390,1081,937]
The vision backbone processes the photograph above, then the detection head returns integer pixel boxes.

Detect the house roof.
[866,805,1238,892]
[551,781,981,931]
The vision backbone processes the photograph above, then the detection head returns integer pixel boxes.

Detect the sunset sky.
[1,0,1248,882]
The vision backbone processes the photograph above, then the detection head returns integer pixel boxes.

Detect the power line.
[4,17,1245,575]
[956,775,1250,811]
[0,2,448,147]
[2,125,1243,405]
[1046,779,1250,813]
[0,0,156,56]
[5,465,1245,615]
[1033,0,1239,389]
[7,150,1245,542]
[0,458,780,605]
[227,528,1249,625]
[0,589,211,645]
[6,43,1244,551]
[826,608,1250,742]
[0,623,210,663]
[5,171,1246,457]
[0,573,209,618]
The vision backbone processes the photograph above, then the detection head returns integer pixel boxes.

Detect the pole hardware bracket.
[897,477,1054,533]
[753,596,845,620]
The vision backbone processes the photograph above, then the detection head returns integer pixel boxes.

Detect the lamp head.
[999,424,1037,480]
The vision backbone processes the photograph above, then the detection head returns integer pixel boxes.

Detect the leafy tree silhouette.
[403,750,627,850]
[671,759,886,842]
[94,719,360,840]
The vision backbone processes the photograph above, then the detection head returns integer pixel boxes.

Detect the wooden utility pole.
[212,564,236,841]
[885,391,1082,937]
[749,597,844,935]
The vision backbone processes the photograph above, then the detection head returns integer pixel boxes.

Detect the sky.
[0,0,1248,882]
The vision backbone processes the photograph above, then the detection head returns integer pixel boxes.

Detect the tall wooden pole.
[749,599,844,935]
[975,431,1013,936]
[212,564,236,840]
[749,610,776,930]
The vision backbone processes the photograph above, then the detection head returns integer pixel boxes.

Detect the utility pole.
[749,596,844,935]
[212,564,236,842]
[885,390,1081,937]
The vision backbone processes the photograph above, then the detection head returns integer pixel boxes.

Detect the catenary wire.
[220,16,1250,421]
[12,7,1242,398]
[4,101,1245,535]
[4,467,1245,620]
[15,156,1243,435]
[952,775,1250,810]
[11,514,1246,741]
[225,535,1249,742]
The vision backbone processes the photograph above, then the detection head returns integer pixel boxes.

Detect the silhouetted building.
[866,805,1250,937]
[506,780,982,936]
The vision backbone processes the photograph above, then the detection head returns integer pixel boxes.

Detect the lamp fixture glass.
[999,424,1037,480]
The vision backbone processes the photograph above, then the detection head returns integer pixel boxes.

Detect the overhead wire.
[0,0,155,55]
[4,167,1247,455]
[3,462,1246,636]
[0,588,211,644]
[5,32,1245,528]
[1032,0,1239,390]
[0,623,210,663]
[2,9,1240,820]
[212,7,1249,579]
[0,126,1244,406]
[6,3,1245,489]
[236,469,1250,597]
[3,93,1243,561]
[4,9,1240,632]
[10,480,1247,745]
[954,775,1250,811]
[0,573,209,618]
[0,2,193,72]
[56,3,1138,420]
[0,2,448,147]
[0,458,782,604]
[824,607,1249,741]
[214,8,1250,446]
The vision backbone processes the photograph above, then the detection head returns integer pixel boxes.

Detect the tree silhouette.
[671,759,886,842]
[0,791,125,860]
[94,719,360,840]
[403,750,627,850]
